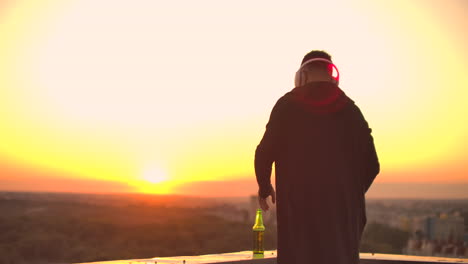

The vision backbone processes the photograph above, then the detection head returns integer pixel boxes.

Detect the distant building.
[406,212,467,258]
[425,213,465,242]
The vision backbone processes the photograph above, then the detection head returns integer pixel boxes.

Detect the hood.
[289,81,353,115]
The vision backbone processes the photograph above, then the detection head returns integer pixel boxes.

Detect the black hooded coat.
[255,81,380,264]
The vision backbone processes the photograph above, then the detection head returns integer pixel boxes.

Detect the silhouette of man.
[255,50,379,264]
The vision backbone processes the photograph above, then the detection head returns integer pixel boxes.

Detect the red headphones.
[295,58,340,87]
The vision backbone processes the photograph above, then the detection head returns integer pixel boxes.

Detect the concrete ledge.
[76,251,276,264]
[359,253,467,264]
[76,251,468,264]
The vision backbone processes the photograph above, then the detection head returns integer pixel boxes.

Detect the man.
[255,50,379,264]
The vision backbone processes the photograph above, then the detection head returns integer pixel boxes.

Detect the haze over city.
[1,0,468,198]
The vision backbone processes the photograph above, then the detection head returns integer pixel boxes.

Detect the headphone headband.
[299,58,334,70]
[300,58,339,80]
[295,58,340,87]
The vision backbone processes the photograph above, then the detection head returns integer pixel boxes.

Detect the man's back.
[255,51,379,264]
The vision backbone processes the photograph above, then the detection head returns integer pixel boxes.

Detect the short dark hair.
[301,50,332,65]
[300,50,333,74]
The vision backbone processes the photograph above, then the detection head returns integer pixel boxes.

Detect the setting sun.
[142,167,168,184]
[133,166,173,194]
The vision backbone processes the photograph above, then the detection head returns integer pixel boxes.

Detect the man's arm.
[255,98,286,200]
[354,107,380,193]
[362,126,379,193]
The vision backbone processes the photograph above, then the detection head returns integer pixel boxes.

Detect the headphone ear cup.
[327,64,334,76]
[294,70,301,87]
[329,64,339,85]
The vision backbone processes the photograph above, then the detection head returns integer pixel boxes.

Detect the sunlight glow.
[143,167,168,184]
[1,0,467,195]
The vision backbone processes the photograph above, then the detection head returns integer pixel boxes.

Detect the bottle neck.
[253,209,265,231]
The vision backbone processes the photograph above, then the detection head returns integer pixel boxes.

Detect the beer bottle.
[252,209,265,258]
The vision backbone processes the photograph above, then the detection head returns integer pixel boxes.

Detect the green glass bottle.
[252,209,265,258]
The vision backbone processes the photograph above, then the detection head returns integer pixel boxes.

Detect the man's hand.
[258,188,276,211]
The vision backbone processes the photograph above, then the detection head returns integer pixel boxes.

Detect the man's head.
[295,50,339,87]
[301,50,332,64]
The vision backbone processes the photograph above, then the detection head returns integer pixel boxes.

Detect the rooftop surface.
[76,250,468,264]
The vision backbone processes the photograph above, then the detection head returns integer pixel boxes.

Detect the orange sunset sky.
[1,0,467,198]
